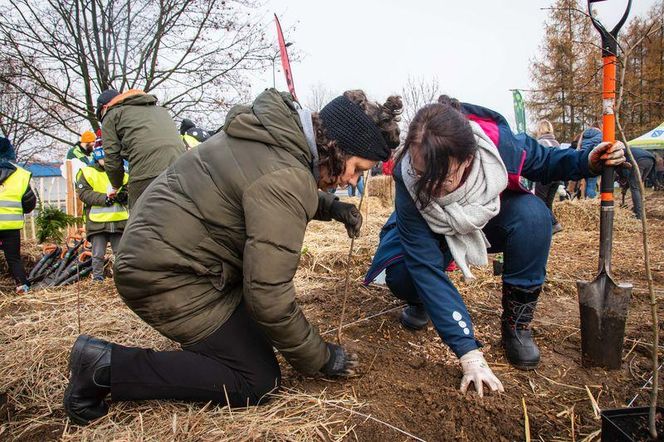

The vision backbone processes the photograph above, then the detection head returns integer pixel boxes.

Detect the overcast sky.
[250,0,657,130]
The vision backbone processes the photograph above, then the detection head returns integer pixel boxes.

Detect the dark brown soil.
[279,190,664,441]
[1,192,663,441]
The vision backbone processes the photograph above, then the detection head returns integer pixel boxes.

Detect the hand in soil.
[459,350,504,398]
[321,343,359,377]
[330,200,363,238]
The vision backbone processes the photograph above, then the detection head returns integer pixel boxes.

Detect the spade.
[577,0,633,369]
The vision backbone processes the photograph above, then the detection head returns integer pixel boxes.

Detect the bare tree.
[619,1,664,139]
[0,58,62,163]
[305,83,333,112]
[527,0,604,141]
[0,0,274,145]
[401,76,441,129]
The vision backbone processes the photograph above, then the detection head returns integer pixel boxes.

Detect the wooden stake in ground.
[337,172,371,345]
[522,397,531,442]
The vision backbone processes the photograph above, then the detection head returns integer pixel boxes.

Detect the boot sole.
[510,360,540,371]
[399,316,428,331]
[63,335,94,426]
[502,336,540,371]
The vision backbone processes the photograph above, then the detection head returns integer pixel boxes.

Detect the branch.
[615,30,659,441]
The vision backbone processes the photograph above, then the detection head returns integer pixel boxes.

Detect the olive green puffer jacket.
[114,89,336,374]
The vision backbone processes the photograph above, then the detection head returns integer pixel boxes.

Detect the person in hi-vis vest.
[76,146,128,280]
[179,118,212,149]
[0,136,37,293]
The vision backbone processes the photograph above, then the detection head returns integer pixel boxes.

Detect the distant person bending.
[533,120,563,234]
[96,89,185,208]
[617,147,656,219]
[655,153,664,190]
[0,137,37,293]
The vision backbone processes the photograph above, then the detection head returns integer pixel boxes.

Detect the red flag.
[274,14,298,102]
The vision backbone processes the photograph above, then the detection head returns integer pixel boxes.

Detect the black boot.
[400,304,430,331]
[501,285,541,370]
[63,335,112,425]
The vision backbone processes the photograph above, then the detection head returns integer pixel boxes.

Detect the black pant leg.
[0,230,28,285]
[534,182,550,204]
[111,301,281,406]
[535,182,558,225]
[545,182,561,224]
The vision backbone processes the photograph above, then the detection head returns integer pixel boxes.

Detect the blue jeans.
[483,192,553,288]
[585,176,598,198]
[347,175,364,197]
[385,192,553,303]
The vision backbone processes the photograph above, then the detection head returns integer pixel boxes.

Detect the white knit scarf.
[402,121,508,280]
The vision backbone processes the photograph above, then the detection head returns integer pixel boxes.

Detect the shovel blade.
[577,274,632,369]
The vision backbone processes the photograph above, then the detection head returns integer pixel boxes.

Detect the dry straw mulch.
[1,191,662,441]
[0,281,367,441]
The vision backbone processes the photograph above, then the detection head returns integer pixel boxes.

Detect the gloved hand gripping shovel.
[576,0,632,369]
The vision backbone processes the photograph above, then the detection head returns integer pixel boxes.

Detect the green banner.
[512,90,526,134]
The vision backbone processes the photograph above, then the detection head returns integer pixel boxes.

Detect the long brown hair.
[399,95,476,208]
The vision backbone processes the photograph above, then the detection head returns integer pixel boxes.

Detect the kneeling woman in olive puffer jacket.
[63,88,403,425]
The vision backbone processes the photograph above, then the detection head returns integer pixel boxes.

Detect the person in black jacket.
[617,147,656,219]
[0,137,37,293]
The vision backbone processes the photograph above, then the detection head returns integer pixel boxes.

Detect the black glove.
[330,200,363,238]
[320,342,359,377]
[115,188,128,205]
[104,196,116,206]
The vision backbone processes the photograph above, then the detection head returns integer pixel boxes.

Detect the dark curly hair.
[312,90,403,184]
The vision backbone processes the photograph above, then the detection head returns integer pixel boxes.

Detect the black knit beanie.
[319,96,391,161]
[179,118,195,135]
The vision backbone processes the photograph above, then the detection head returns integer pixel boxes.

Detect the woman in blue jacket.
[364,97,626,396]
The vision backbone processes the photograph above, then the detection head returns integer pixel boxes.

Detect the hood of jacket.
[0,137,16,162]
[223,89,311,169]
[580,128,602,151]
[0,161,17,185]
[107,90,157,111]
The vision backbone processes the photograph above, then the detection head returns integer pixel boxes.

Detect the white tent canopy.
[628,121,664,150]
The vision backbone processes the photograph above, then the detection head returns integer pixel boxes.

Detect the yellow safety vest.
[0,166,31,230]
[80,167,129,223]
[182,134,200,149]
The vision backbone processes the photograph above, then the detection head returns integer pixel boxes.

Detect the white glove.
[459,349,504,397]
